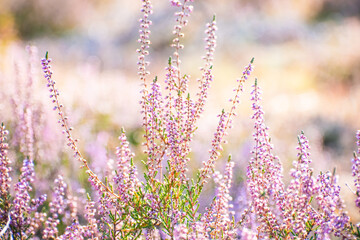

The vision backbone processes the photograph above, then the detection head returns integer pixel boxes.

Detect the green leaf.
[86,193,91,201]
[109,211,116,222]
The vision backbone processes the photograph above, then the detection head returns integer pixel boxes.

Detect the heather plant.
[2,0,360,239]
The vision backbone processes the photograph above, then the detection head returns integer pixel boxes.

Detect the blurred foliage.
[93,113,113,133]
[0,12,16,44]
[0,2,16,47]
[312,0,360,22]
[9,0,79,38]
[126,127,143,147]
[1,0,110,39]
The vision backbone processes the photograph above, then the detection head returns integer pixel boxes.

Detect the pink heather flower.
[174,223,188,239]
[240,228,257,240]
[163,61,176,160]
[137,0,153,82]
[145,228,161,239]
[113,131,140,202]
[1,124,45,238]
[247,79,283,235]
[9,154,46,237]
[193,67,213,124]
[170,0,182,7]
[27,211,47,237]
[138,0,153,151]
[163,61,193,183]
[41,56,81,162]
[352,130,360,209]
[167,83,193,182]
[96,194,113,236]
[83,197,99,238]
[42,54,119,202]
[200,110,227,181]
[189,17,217,134]
[316,171,352,238]
[171,0,194,79]
[11,158,35,232]
[164,59,177,94]
[199,59,254,184]
[163,67,189,174]
[0,124,11,213]
[145,78,166,178]
[65,193,79,225]
[202,159,235,239]
[44,175,68,239]
[33,2,360,239]
[202,17,217,68]
[58,220,84,240]
[294,133,316,196]
[281,132,316,236]
[187,222,207,240]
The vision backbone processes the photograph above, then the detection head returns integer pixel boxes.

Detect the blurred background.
[1,0,360,223]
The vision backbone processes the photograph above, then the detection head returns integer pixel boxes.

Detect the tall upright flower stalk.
[41,54,119,201]
[281,132,317,238]
[246,79,283,238]
[202,157,235,239]
[0,124,11,224]
[137,0,154,175]
[352,131,360,209]
[199,60,254,185]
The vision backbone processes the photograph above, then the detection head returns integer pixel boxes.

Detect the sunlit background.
[1,0,360,223]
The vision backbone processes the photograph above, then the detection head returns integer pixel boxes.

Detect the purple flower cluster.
[316,171,351,238]
[41,57,79,160]
[246,80,283,236]
[113,131,140,202]
[43,175,67,239]
[11,157,47,238]
[352,130,360,208]
[41,54,119,203]
[243,82,357,238]
[200,60,254,184]
[202,159,235,239]
[58,221,84,240]
[0,124,48,238]
[83,198,99,238]
[281,133,316,236]
[145,78,166,179]
[138,0,153,160]
[11,158,35,229]
[170,0,194,71]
